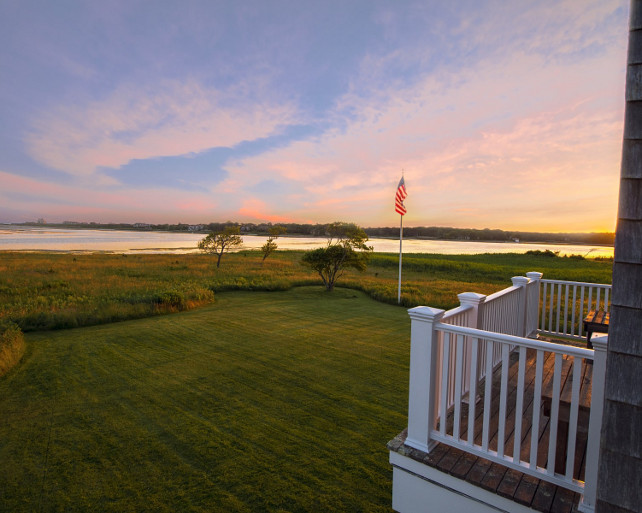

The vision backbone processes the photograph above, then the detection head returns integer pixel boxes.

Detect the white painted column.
[525,272,543,338]
[512,276,530,337]
[406,306,444,453]
[579,335,607,513]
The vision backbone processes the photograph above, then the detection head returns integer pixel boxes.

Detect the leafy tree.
[198,226,243,268]
[261,225,287,263]
[301,222,372,291]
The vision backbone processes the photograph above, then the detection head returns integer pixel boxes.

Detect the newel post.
[512,276,530,337]
[579,335,607,513]
[525,272,543,338]
[406,306,444,453]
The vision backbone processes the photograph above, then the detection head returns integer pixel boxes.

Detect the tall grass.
[0,322,25,377]
[0,250,612,332]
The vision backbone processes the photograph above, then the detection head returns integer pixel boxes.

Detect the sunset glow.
[0,1,628,231]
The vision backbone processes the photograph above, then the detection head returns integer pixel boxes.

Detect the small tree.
[198,225,243,268]
[261,225,287,263]
[301,222,372,291]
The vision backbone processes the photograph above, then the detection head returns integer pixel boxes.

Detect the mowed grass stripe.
[0,287,409,512]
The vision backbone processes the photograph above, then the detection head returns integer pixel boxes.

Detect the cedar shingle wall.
[597,2,642,511]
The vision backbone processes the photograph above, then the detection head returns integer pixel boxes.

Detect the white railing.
[480,282,524,336]
[438,303,475,413]
[403,271,610,511]
[539,279,611,340]
[437,277,534,416]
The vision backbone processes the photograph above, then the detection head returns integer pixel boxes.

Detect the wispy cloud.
[25,79,299,177]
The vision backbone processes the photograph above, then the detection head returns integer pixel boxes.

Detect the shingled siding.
[597,2,642,512]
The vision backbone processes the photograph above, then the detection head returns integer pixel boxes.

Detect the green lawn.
[0,287,410,512]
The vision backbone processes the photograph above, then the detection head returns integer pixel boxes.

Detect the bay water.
[0,225,614,258]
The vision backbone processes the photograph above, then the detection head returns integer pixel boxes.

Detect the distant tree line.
[364,226,615,245]
[21,221,614,245]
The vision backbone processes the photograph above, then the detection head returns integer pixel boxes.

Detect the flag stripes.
[395,176,407,216]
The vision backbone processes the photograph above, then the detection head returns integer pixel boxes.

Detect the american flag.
[395,176,407,216]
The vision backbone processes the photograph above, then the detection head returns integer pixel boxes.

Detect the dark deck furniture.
[582,310,609,348]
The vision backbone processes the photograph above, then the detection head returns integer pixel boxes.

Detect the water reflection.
[0,225,614,258]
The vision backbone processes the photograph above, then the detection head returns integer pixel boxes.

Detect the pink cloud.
[0,170,226,223]
[237,198,294,223]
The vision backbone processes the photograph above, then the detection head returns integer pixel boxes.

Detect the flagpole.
[397,213,403,304]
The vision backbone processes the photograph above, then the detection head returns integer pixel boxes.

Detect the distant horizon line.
[3,220,615,237]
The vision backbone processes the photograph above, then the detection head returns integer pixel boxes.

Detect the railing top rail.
[540,279,611,288]
[441,304,472,321]
[484,284,520,302]
[434,322,595,359]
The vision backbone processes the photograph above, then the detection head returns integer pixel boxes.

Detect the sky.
[0,1,630,232]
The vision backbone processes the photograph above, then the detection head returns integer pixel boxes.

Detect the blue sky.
[0,0,629,231]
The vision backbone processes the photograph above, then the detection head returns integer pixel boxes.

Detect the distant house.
[133,223,152,229]
[188,225,205,232]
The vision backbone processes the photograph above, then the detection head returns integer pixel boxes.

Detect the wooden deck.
[389,345,593,513]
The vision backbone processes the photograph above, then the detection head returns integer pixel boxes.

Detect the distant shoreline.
[0,224,614,258]
[1,222,615,248]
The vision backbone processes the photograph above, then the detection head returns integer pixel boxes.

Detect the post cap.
[512,276,530,287]
[591,335,608,351]
[457,292,486,305]
[408,306,445,322]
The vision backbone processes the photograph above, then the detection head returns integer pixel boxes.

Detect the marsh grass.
[0,322,25,377]
[0,250,612,332]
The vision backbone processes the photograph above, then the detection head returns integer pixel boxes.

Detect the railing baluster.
[498,344,509,458]
[468,337,479,447]
[453,334,464,440]
[547,353,563,475]
[570,285,577,337]
[555,283,562,333]
[513,346,527,463]
[579,286,586,337]
[563,284,569,335]
[440,333,450,436]
[565,357,582,479]
[530,349,544,469]
[482,339,493,451]
[540,281,546,331]
[582,337,607,511]
[478,334,487,380]
[548,283,554,333]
